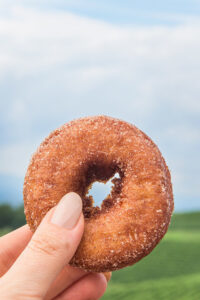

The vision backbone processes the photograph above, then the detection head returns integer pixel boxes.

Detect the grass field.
[102,212,200,300]
[0,212,199,299]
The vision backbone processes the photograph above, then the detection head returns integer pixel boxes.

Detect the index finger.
[0,225,32,277]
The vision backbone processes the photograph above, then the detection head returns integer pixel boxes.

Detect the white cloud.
[0,6,200,111]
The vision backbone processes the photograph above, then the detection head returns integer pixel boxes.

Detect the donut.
[23,115,173,272]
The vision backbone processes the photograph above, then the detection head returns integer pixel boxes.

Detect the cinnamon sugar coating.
[23,116,174,272]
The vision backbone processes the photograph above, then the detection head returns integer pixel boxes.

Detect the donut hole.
[88,172,120,207]
[81,162,123,218]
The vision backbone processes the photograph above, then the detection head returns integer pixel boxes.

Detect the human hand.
[0,192,110,299]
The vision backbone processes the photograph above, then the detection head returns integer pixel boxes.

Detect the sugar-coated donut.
[24,116,173,272]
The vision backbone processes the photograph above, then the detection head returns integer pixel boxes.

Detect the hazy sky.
[0,1,200,211]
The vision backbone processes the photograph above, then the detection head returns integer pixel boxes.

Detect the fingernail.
[51,192,82,229]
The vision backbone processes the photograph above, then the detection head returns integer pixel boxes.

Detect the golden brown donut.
[23,116,173,272]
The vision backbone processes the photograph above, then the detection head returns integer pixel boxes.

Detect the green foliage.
[103,212,200,300]
[0,226,12,237]
[0,204,14,228]
[0,204,26,232]
[11,205,26,229]
[169,211,200,231]
[103,274,200,300]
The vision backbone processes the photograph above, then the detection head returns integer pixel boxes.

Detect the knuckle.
[29,232,64,258]
[15,292,42,300]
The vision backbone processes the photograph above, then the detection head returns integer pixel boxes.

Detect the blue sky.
[0,1,200,211]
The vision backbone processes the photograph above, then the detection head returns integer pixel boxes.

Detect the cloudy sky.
[0,1,200,211]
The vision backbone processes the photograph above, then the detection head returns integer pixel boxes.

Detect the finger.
[45,265,88,300]
[46,268,111,299]
[0,225,32,277]
[4,192,84,299]
[55,273,107,300]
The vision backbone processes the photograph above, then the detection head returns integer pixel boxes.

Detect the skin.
[0,196,110,300]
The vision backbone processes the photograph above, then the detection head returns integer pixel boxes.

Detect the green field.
[0,212,199,299]
[103,212,200,300]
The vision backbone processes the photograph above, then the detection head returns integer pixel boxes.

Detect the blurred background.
[0,1,200,299]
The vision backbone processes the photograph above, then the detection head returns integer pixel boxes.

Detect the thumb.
[5,192,84,298]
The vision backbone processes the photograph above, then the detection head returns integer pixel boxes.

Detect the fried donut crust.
[24,116,173,272]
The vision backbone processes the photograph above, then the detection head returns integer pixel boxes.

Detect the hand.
[0,192,110,299]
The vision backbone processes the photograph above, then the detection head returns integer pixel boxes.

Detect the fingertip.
[22,224,33,234]
[64,192,83,207]
[93,273,108,298]
[55,272,107,300]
